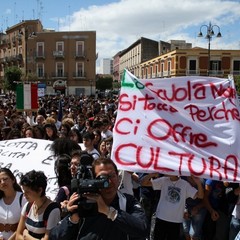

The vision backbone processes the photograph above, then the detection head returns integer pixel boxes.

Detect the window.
[56,42,64,56]
[189,60,197,70]
[76,41,84,57]
[37,63,44,78]
[211,61,221,71]
[56,42,64,52]
[56,62,64,77]
[161,63,164,72]
[76,62,84,77]
[37,42,44,57]
[168,61,171,72]
[233,60,240,71]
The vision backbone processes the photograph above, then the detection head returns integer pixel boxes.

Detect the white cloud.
[59,0,240,61]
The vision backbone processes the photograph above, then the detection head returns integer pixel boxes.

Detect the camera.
[71,152,109,217]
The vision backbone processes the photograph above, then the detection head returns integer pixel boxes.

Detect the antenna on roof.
[68,4,71,31]
[14,1,16,24]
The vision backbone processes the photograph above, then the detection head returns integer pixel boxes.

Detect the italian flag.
[16,83,38,110]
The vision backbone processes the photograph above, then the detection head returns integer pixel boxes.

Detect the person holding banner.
[49,157,148,240]
[0,168,26,240]
[141,174,204,240]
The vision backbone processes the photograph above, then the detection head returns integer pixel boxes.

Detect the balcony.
[208,70,224,77]
[51,72,68,79]
[73,71,86,79]
[74,51,85,59]
[157,72,164,78]
[12,37,16,47]
[35,51,45,59]
[0,58,6,64]
[163,71,171,77]
[231,71,240,76]
[0,39,7,46]
[186,70,200,76]
[53,51,64,58]
[37,73,47,79]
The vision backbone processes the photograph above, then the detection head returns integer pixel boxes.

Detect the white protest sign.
[0,138,57,199]
[111,69,240,182]
[0,138,85,199]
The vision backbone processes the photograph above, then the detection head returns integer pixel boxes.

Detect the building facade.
[0,19,96,96]
[112,51,121,82]
[140,47,240,79]
[118,37,159,79]
[99,58,113,75]
[113,37,240,80]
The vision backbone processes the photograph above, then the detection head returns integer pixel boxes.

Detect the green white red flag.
[16,83,38,110]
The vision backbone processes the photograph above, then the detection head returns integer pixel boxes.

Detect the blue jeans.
[182,208,207,239]
[229,216,240,240]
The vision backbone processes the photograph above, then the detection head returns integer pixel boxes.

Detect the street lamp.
[19,28,36,81]
[89,79,93,96]
[198,22,222,76]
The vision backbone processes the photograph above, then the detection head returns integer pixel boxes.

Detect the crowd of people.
[0,92,240,240]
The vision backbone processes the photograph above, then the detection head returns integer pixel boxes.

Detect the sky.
[1,0,240,73]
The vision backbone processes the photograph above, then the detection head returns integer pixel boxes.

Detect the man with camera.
[49,157,148,240]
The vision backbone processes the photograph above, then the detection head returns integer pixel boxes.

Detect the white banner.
[111,70,240,182]
[0,138,84,200]
[0,138,57,200]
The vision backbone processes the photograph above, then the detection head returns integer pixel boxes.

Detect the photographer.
[49,157,148,240]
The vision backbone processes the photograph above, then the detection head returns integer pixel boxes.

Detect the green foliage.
[4,66,22,91]
[96,75,113,90]
[113,80,121,90]
[234,76,240,95]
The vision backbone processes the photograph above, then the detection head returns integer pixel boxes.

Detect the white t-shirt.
[101,129,113,139]
[152,177,197,223]
[88,148,100,160]
[118,171,134,196]
[0,191,27,240]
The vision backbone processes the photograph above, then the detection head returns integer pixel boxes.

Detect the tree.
[4,66,22,91]
[234,76,240,95]
[96,75,113,90]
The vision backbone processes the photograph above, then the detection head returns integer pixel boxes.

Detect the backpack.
[80,151,94,165]
[61,186,70,199]
[19,193,24,207]
[25,201,61,228]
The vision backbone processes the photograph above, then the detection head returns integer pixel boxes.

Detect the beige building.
[140,47,240,79]
[114,38,240,80]
[119,37,159,79]
[0,19,96,96]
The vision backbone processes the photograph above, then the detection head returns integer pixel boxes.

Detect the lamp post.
[198,22,222,76]
[19,28,36,81]
[89,79,93,96]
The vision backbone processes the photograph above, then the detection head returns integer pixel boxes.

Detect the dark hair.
[24,126,36,138]
[0,168,22,199]
[20,170,47,197]
[7,129,22,139]
[71,149,82,160]
[59,123,71,135]
[44,123,59,140]
[55,154,72,187]
[33,125,45,139]
[68,128,82,143]
[92,157,118,177]
[50,138,82,157]
[82,131,95,141]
